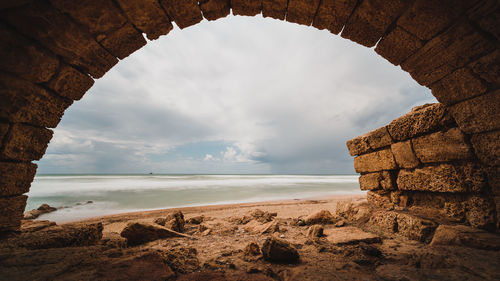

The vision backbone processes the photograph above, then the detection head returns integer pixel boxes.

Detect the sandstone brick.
[0,123,8,142]
[346,136,369,156]
[470,49,500,85]
[231,0,262,16]
[367,190,394,210]
[391,140,420,169]
[396,212,438,243]
[412,128,473,163]
[0,195,27,233]
[2,1,118,78]
[475,6,500,41]
[467,196,497,231]
[390,191,403,206]
[199,0,231,21]
[471,130,500,166]
[359,171,396,191]
[286,0,320,26]
[46,65,94,101]
[0,124,53,161]
[262,0,287,20]
[354,148,397,173]
[402,22,496,86]
[341,0,411,47]
[312,0,357,35]
[100,23,147,60]
[346,126,392,156]
[450,90,500,134]
[397,163,486,193]
[431,68,488,105]
[0,73,72,128]
[485,167,500,196]
[403,191,468,221]
[375,26,423,66]
[116,0,173,40]
[368,210,398,233]
[161,0,203,29]
[0,162,37,196]
[0,23,59,83]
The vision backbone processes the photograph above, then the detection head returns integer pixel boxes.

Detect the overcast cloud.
[37,15,436,175]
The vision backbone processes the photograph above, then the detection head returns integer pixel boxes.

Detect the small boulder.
[430,224,500,250]
[166,211,186,232]
[306,225,324,239]
[120,222,188,246]
[262,237,299,264]
[37,203,57,213]
[305,210,337,225]
[244,242,261,256]
[187,215,204,224]
[324,226,381,245]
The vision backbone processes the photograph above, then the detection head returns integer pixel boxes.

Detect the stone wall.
[347,103,499,231]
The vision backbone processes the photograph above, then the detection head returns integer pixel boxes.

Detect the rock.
[165,211,186,232]
[367,190,394,210]
[198,224,208,233]
[23,203,57,220]
[99,251,175,281]
[306,225,324,239]
[396,212,438,243]
[37,203,57,213]
[162,247,200,274]
[305,210,337,225]
[100,232,127,249]
[153,217,167,226]
[324,226,381,245]
[244,242,261,256]
[336,199,372,223]
[187,215,204,224]
[23,210,43,220]
[201,229,211,236]
[20,220,56,232]
[261,237,299,264]
[120,222,189,246]
[335,220,346,227]
[430,224,500,250]
[249,209,277,223]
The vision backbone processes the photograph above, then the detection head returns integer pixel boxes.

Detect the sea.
[26,174,363,222]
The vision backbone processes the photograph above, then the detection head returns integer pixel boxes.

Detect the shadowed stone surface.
[431,68,488,105]
[0,124,53,161]
[199,0,231,21]
[0,195,27,233]
[375,26,423,66]
[262,0,287,20]
[0,162,37,197]
[231,0,262,16]
[471,49,500,84]
[359,171,396,191]
[412,128,473,163]
[347,126,392,156]
[161,0,203,29]
[286,0,320,26]
[116,0,173,40]
[470,130,500,166]
[100,23,147,59]
[312,0,357,35]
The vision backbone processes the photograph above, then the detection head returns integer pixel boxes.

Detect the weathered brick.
[431,68,488,105]
[473,4,500,41]
[368,210,398,233]
[467,196,497,231]
[116,0,173,40]
[396,212,437,243]
[0,195,27,233]
[262,0,287,20]
[0,162,37,196]
[0,73,72,128]
[286,0,320,26]
[470,49,500,85]
[450,90,500,134]
[412,128,473,163]
[199,0,231,21]
[367,191,394,210]
[359,171,396,191]
[0,123,8,142]
[100,23,147,60]
[0,124,53,161]
[341,0,411,47]
[391,140,420,169]
[346,126,392,156]
[354,148,397,173]
[403,191,468,220]
[346,135,369,157]
[312,0,357,34]
[375,26,423,66]
[485,166,500,196]
[231,0,262,16]
[46,65,94,101]
[161,0,203,29]
[0,23,59,83]
[397,163,486,193]
[471,130,500,166]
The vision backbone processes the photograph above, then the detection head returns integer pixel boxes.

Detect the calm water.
[26,174,362,222]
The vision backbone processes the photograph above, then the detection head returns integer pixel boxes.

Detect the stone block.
[470,49,500,85]
[2,1,118,78]
[402,22,496,86]
[199,0,231,21]
[262,0,287,20]
[375,26,423,66]
[0,162,37,196]
[471,130,500,166]
[354,148,397,173]
[0,123,8,141]
[346,126,392,156]
[430,224,500,250]
[286,0,320,26]
[476,8,500,41]
[312,0,357,35]
[391,140,419,169]
[346,135,369,156]
[0,195,27,233]
[450,90,500,134]
[466,196,497,231]
[397,163,486,193]
[367,190,394,210]
[341,0,410,47]
[100,23,147,60]
[368,210,398,233]
[230,0,262,16]
[46,65,94,101]
[396,212,437,243]
[412,128,473,163]
[359,171,396,191]
[116,0,173,40]
[484,166,500,196]
[0,23,59,83]
[430,68,488,105]
[161,0,203,29]
[0,73,72,128]
[0,124,53,161]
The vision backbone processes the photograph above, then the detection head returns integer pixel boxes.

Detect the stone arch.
[0,0,498,235]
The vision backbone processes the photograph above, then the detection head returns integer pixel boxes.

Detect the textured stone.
[467,196,497,231]
[161,0,203,29]
[391,140,420,169]
[0,123,8,142]
[0,124,53,161]
[396,212,437,243]
[116,0,173,40]
[474,5,500,41]
[430,224,500,250]
[367,190,394,210]
[347,126,392,156]
[0,73,72,128]
[305,210,336,225]
[397,164,486,193]
[0,23,59,83]
[199,0,230,21]
[120,222,187,246]
[450,90,500,134]
[368,210,398,233]
[312,0,357,34]
[324,226,380,245]
[0,162,37,197]
[431,68,488,105]
[359,171,396,191]
[307,225,324,239]
[485,167,500,196]
[354,148,397,173]
[261,237,299,263]
[471,130,500,166]
[100,23,147,59]
[375,26,423,66]
[341,0,411,47]
[262,0,287,20]
[0,195,27,233]
[231,0,262,16]
[46,65,94,101]
[100,252,175,281]
[286,0,320,26]
[412,128,473,163]
[470,49,500,85]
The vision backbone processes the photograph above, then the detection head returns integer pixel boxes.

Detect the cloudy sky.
[37,15,436,175]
